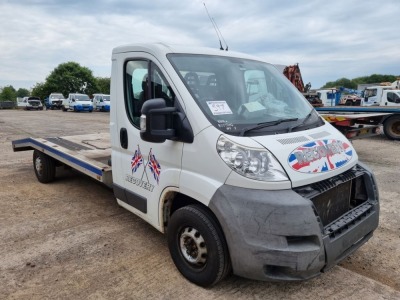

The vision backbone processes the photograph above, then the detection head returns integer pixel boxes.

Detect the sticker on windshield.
[242,101,265,112]
[288,139,353,173]
[206,101,233,115]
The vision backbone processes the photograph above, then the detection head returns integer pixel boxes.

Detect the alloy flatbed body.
[316,106,400,140]
[12,132,112,187]
[316,106,400,113]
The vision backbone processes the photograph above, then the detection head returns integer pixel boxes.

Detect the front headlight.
[216,135,288,181]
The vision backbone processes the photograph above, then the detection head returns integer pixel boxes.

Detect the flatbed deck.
[316,106,400,113]
[12,132,112,187]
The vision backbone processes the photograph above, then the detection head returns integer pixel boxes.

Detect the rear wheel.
[383,115,400,140]
[345,100,353,106]
[33,150,56,183]
[167,204,231,287]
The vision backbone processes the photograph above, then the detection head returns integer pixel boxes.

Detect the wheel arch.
[159,188,223,235]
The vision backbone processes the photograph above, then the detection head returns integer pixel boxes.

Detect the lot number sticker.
[207,101,233,115]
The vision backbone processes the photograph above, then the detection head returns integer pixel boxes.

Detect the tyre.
[345,100,353,106]
[62,106,67,112]
[383,115,400,140]
[33,150,56,183]
[167,204,231,287]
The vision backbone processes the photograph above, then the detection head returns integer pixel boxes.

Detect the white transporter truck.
[62,93,93,112]
[12,43,379,287]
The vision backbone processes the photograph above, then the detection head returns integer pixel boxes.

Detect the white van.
[62,93,93,112]
[92,93,110,111]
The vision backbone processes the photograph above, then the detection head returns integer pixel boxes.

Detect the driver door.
[112,54,182,229]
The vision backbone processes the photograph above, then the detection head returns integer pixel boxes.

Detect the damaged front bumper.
[209,162,379,281]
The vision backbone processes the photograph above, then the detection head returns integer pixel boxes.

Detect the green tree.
[0,85,17,101]
[31,82,49,100]
[322,74,400,90]
[95,77,110,94]
[45,62,99,97]
[16,88,30,98]
[322,78,356,89]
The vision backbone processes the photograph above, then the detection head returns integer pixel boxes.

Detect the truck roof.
[112,42,263,62]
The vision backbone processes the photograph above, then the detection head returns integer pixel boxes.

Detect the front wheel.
[167,204,231,287]
[33,150,56,183]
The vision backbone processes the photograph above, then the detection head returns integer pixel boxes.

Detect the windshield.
[28,100,41,104]
[50,94,64,99]
[74,94,90,101]
[168,54,322,136]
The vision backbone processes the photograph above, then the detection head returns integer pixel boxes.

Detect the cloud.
[0,0,399,90]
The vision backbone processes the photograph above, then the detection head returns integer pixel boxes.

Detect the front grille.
[294,165,369,227]
[312,180,352,225]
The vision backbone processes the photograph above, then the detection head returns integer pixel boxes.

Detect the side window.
[387,92,399,103]
[125,60,149,127]
[151,63,175,106]
[125,60,175,127]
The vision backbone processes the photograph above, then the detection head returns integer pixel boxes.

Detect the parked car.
[24,97,43,110]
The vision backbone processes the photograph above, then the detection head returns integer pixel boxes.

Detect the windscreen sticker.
[288,139,353,173]
[206,101,233,115]
[242,101,266,112]
[125,145,161,192]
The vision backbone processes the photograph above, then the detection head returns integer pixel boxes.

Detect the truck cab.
[363,85,394,106]
[317,89,339,106]
[109,43,379,286]
[62,93,93,112]
[92,93,110,112]
[363,88,400,107]
[46,93,65,110]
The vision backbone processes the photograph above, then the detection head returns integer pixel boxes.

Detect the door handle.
[120,128,128,149]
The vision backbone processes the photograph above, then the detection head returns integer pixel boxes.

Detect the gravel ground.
[0,109,399,299]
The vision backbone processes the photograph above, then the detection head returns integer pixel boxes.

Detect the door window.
[125,60,175,127]
[387,92,399,103]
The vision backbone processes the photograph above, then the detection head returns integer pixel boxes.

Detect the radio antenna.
[213,17,228,51]
[203,3,227,51]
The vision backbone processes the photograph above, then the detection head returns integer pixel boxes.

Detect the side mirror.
[140,99,176,143]
[140,99,194,144]
[72,99,75,102]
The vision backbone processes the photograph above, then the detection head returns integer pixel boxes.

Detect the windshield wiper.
[287,109,314,133]
[240,118,299,136]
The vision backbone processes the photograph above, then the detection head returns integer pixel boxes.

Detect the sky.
[0,0,399,91]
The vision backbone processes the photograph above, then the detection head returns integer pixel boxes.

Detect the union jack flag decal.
[131,145,143,173]
[288,139,352,173]
[148,148,161,184]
